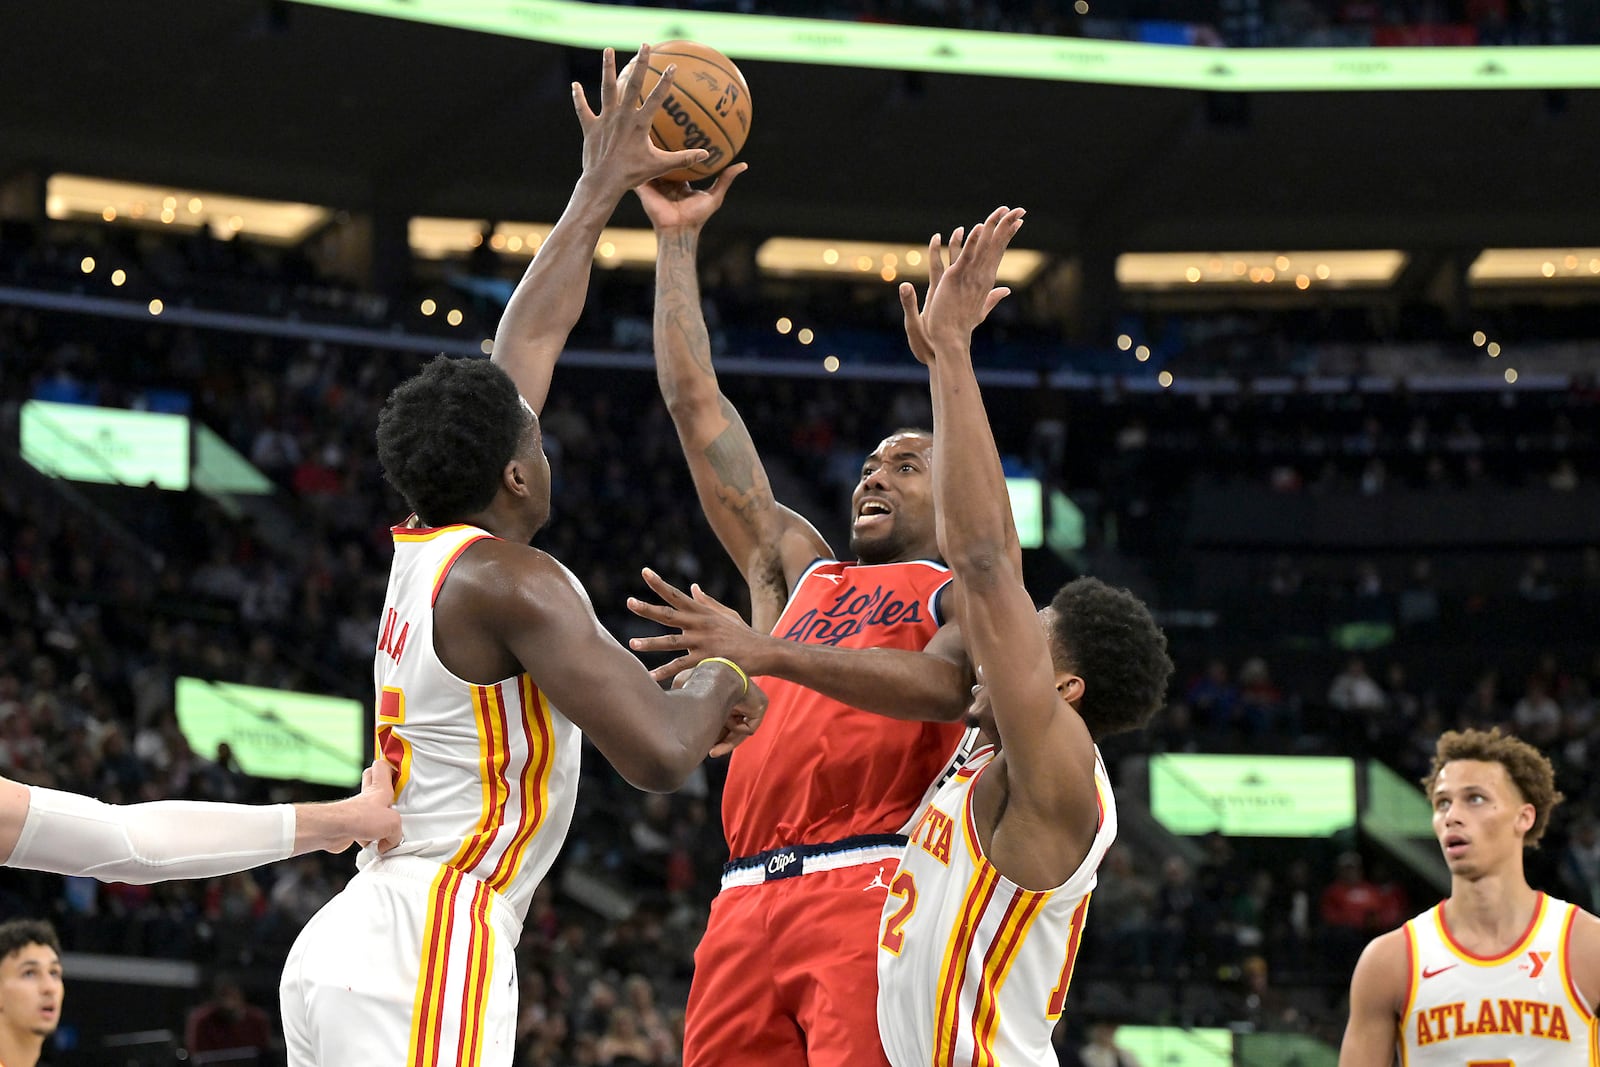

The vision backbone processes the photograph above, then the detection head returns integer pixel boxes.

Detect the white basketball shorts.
[280,854,521,1067]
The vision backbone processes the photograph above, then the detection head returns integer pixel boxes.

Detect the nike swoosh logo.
[1421,964,1458,979]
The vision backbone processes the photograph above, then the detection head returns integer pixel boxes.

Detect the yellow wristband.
[699,657,749,698]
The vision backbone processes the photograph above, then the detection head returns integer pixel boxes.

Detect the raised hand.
[636,161,749,233]
[627,567,773,685]
[574,46,711,198]
[899,206,1026,363]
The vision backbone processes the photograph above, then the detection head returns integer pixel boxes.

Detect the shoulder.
[1350,925,1412,1002]
[1567,905,1600,982]
[447,540,588,612]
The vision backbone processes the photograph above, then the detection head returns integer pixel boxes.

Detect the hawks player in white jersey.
[1340,727,1600,1066]
[878,207,1172,1066]
[278,47,765,1067]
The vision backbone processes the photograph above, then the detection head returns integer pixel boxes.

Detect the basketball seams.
[651,44,751,96]
[642,60,746,166]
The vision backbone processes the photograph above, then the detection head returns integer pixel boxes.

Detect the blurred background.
[2,2,1598,1064]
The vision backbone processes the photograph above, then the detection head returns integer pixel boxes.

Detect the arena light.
[757,237,1046,286]
[1117,250,1405,290]
[409,216,652,267]
[291,0,1600,91]
[47,174,330,244]
[1468,248,1600,284]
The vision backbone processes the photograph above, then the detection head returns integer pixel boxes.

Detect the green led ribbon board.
[21,400,190,490]
[1005,477,1043,550]
[1150,753,1357,836]
[291,0,1600,91]
[176,677,365,787]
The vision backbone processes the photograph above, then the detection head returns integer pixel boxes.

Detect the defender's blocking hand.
[574,45,711,197]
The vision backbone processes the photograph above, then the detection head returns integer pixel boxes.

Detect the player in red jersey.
[634,174,975,1065]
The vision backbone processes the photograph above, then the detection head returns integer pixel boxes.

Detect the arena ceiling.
[5,0,1600,256]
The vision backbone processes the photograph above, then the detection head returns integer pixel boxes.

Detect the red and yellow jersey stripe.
[878,745,1118,1067]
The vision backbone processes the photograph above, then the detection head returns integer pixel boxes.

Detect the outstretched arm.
[0,761,401,885]
[492,45,711,413]
[1338,931,1406,1066]
[626,568,971,722]
[463,542,767,791]
[907,207,1098,884]
[639,173,829,630]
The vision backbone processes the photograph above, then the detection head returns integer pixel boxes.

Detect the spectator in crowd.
[1328,657,1385,714]
[1561,819,1600,913]
[1089,847,1158,975]
[1320,852,1403,933]
[1077,1022,1142,1067]
[185,973,273,1064]
[1512,676,1563,744]
[1228,955,1302,1032]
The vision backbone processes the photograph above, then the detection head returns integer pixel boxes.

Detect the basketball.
[631,41,752,183]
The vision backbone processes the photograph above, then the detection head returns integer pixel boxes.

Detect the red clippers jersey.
[720,559,971,858]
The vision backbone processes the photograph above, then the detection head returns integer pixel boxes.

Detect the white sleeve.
[7,786,295,885]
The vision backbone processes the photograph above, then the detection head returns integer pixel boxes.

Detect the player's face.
[849,433,936,564]
[1431,759,1534,879]
[0,943,63,1038]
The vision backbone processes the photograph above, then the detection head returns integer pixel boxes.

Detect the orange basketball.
[632,41,752,183]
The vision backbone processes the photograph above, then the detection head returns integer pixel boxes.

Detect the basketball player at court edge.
[872,206,1171,1065]
[631,165,980,1064]
[1340,727,1599,1065]
[276,47,767,1067]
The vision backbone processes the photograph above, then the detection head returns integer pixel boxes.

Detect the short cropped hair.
[376,357,529,526]
[1048,577,1172,740]
[1422,727,1564,848]
[0,919,60,964]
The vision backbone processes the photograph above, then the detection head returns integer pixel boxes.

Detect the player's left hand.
[899,205,1025,363]
[627,568,770,684]
[574,45,710,198]
[636,162,748,233]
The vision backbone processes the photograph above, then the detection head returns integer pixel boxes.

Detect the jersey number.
[879,870,919,955]
[1047,895,1092,1018]
[376,686,412,798]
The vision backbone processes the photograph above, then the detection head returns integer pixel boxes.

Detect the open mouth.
[1443,834,1469,858]
[855,499,892,529]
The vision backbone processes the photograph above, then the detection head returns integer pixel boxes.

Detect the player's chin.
[849,529,899,562]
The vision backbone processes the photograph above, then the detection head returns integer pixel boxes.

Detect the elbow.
[947,543,1015,587]
[661,384,722,424]
[622,742,697,795]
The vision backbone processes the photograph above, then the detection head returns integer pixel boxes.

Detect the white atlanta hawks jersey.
[366,520,581,923]
[1399,892,1595,1066]
[877,744,1116,1067]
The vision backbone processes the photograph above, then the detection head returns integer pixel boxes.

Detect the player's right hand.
[574,45,710,196]
[635,161,748,233]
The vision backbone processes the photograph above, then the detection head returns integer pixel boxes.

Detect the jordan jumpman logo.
[864,866,890,891]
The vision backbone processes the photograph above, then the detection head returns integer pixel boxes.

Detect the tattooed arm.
[639,172,829,629]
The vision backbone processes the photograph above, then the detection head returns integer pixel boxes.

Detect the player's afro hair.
[1048,577,1172,741]
[376,356,529,526]
[1423,727,1564,848]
